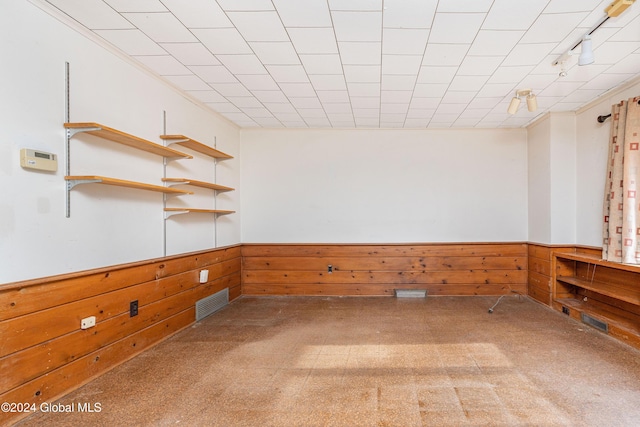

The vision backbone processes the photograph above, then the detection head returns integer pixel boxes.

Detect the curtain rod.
[598,99,640,122]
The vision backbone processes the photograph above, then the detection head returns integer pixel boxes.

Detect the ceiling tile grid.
[43,0,640,128]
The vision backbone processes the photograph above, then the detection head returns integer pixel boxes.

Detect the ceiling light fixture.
[552,0,636,69]
[508,89,537,115]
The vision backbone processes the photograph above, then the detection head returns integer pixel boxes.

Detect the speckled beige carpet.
[16,296,640,426]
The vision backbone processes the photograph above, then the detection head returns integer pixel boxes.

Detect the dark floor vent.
[581,313,608,333]
[196,288,228,321]
[394,289,428,298]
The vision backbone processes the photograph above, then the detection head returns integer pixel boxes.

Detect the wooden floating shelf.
[162,178,234,192]
[160,135,233,160]
[164,208,235,218]
[65,123,192,159]
[65,176,192,195]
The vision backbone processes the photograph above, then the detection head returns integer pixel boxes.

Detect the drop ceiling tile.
[160,43,220,65]
[382,29,429,55]
[466,97,502,108]
[502,43,556,66]
[46,0,134,29]
[543,0,603,14]
[476,83,516,97]
[457,56,503,76]
[355,118,381,126]
[449,75,489,91]
[134,55,190,75]
[253,117,283,127]
[437,0,493,13]
[210,83,252,97]
[227,97,263,108]
[161,0,231,27]
[458,108,491,119]
[468,31,524,56]
[237,74,280,90]
[338,42,382,65]
[381,104,409,114]
[329,0,382,11]
[193,29,252,54]
[279,83,317,97]
[381,75,417,91]
[104,0,166,12]
[603,53,640,74]
[347,82,381,96]
[266,103,297,113]
[382,0,436,28]
[245,85,288,101]
[187,90,227,103]
[607,15,640,42]
[273,111,302,119]
[309,75,348,90]
[422,44,470,66]
[300,55,343,74]
[220,112,252,122]
[353,109,380,118]
[429,13,485,44]
[227,11,288,42]
[205,102,240,113]
[382,55,422,75]
[190,65,238,83]
[266,65,310,83]
[273,0,332,26]
[122,12,196,43]
[441,91,477,103]
[403,118,429,127]
[351,97,380,108]
[557,64,610,82]
[482,0,549,30]
[317,91,350,103]
[413,83,448,97]
[332,11,382,42]
[593,41,640,64]
[561,89,604,103]
[281,121,308,127]
[519,74,559,91]
[436,104,466,114]
[216,55,268,74]
[250,42,300,65]
[538,81,585,97]
[410,98,440,109]
[452,118,481,127]
[288,28,339,54]
[344,65,381,83]
[406,108,435,119]
[550,102,584,111]
[95,29,165,55]
[520,13,587,44]
[416,66,457,83]
[298,109,327,118]
[305,118,331,127]
[217,0,275,11]
[381,91,412,103]
[323,103,352,113]
[164,75,210,90]
[487,66,534,84]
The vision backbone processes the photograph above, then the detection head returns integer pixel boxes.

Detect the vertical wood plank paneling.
[242,243,528,297]
[0,245,241,426]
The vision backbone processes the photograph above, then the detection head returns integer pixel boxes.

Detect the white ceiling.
[39,0,640,129]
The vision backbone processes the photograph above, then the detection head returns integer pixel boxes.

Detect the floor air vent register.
[195,288,229,321]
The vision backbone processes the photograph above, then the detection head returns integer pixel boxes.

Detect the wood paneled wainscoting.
[0,245,241,426]
[242,243,528,296]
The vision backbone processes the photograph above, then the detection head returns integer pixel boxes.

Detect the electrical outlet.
[81,316,96,329]
[328,264,333,274]
[562,306,570,315]
[130,300,138,317]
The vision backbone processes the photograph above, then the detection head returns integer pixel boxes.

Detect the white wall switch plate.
[199,269,209,283]
[81,316,96,329]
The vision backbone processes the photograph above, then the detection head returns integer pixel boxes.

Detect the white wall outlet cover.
[81,316,96,329]
[199,270,209,283]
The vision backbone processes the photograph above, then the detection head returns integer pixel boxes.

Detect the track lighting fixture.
[552,0,636,71]
[508,89,537,115]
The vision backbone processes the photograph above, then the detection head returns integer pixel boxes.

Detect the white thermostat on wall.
[20,148,58,172]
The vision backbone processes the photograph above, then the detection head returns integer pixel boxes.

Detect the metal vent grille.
[394,289,428,298]
[196,288,228,321]
[581,313,609,333]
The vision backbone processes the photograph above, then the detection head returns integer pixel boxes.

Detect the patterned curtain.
[603,96,640,264]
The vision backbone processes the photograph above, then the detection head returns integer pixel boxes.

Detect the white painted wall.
[527,117,552,244]
[0,2,240,283]
[575,78,640,247]
[549,113,577,244]
[241,128,528,243]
